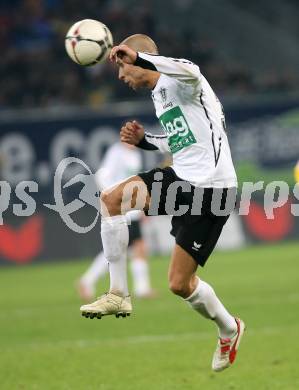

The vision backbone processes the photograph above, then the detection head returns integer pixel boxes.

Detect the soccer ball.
[65,19,113,66]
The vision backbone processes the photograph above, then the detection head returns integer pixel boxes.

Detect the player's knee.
[100,190,111,207]
[100,190,121,215]
[169,279,189,297]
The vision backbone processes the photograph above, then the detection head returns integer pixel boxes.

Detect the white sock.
[101,215,129,296]
[185,277,237,338]
[80,251,109,288]
[130,258,151,297]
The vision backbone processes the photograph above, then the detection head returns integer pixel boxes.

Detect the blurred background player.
[78,142,154,301]
[294,160,299,184]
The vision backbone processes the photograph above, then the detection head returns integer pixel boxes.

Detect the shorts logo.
[192,241,202,251]
[159,106,196,153]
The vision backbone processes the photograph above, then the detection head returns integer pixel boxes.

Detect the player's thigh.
[138,166,183,216]
[101,175,150,215]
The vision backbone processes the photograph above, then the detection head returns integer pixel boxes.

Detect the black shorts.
[138,167,235,267]
[128,220,142,246]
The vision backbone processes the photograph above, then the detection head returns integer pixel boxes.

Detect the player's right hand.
[120,120,145,145]
[110,45,137,65]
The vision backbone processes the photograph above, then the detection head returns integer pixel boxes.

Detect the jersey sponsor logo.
[159,106,196,153]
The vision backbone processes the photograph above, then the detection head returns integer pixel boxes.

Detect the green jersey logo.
[159,106,196,153]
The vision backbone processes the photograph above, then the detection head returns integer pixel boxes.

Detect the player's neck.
[146,71,160,90]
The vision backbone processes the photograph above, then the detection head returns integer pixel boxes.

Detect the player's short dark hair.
[121,34,159,54]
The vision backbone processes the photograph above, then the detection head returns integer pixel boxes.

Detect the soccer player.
[80,34,245,372]
[78,142,154,300]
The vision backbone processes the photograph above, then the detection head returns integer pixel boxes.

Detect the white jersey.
[95,142,142,220]
[136,52,237,188]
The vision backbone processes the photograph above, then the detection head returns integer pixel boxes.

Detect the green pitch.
[0,242,299,390]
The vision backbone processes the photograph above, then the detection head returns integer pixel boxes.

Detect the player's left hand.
[110,45,137,65]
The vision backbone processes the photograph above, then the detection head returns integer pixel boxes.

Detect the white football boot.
[80,292,132,319]
[212,318,245,372]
